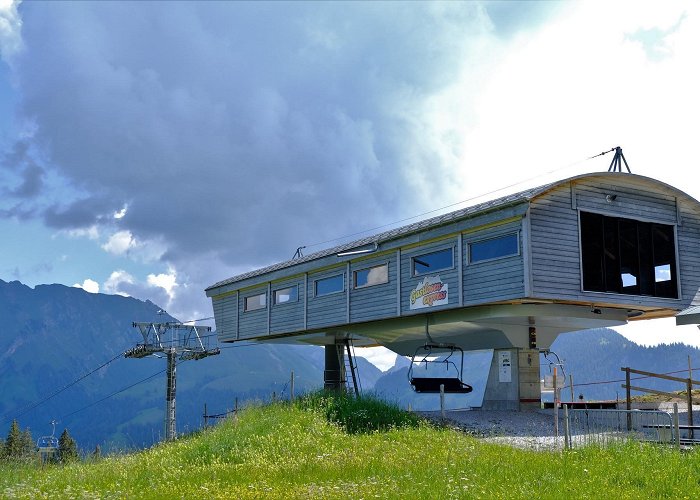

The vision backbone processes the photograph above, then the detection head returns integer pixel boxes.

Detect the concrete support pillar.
[324,343,346,391]
[481,348,542,410]
[482,348,518,410]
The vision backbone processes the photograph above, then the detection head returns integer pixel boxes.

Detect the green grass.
[2,393,700,499]
[295,391,421,434]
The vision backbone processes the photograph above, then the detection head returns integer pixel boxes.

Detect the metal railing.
[563,407,677,449]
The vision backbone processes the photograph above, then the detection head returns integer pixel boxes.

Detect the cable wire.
[302,154,593,251]
[48,342,260,421]
[0,349,129,425]
[58,366,169,421]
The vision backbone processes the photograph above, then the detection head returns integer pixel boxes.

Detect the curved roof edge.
[531,171,700,210]
[207,171,700,291]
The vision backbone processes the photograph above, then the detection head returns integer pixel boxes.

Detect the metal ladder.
[343,338,362,397]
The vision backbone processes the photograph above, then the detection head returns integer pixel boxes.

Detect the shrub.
[296,390,421,434]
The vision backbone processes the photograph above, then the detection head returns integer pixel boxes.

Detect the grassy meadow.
[2,393,700,499]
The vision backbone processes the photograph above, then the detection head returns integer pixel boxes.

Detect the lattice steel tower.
[125,321,220,440]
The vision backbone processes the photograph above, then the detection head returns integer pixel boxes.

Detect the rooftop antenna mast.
[590,146,631,173]
[125,315,220,441]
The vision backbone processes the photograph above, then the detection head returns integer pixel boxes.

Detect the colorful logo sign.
[409,275,448,310]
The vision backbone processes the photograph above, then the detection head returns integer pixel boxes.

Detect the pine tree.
[19,428,34,459]
[3,420,22,459]
[58,428,78,463]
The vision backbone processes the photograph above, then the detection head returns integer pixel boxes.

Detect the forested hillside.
[0,279,380,452]
[550,328,700,401]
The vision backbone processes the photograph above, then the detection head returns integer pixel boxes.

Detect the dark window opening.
[469,233,519,263]
[413,248,453,276]
[580,211,678,298]
[315,274,344,296]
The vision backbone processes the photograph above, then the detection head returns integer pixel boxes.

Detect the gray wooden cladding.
[350,254,397,323]
[213,293,237,342]
[463,219,524,306]
[678,204,700,305]
[210,173,700,341]
[529,179,697,309]
[215,225,527,339]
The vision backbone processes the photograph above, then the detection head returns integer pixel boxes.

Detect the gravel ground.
[418,409,565,450]
[418,407,700,451]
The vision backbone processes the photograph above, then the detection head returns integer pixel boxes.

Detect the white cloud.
[73,278,99,293]
[0,0,23,62]
[99,229,166,263]
[100,267,181,316]
[147,269,178,300]
[64,225,100,240]
[113,204,127,219]
[103,269,134,296]
[101,230,136,255]
[615,317,700,348]
[449,2,700,202]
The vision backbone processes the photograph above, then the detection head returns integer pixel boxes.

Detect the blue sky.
[1,1,699,369]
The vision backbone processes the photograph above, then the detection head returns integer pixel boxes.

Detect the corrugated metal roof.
[206,180,557,291]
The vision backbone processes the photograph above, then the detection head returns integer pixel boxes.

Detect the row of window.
[243,232,520,311]
[412,232,519,274]
[243,211,681,312]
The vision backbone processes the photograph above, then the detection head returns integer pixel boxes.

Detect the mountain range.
[2,278,700,452]
[372,327,700,409]
[0,279,380,452]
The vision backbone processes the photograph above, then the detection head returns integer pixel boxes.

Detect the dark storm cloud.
[8,1,560,310]
[1,140,30,169]
[9,163,43,198]
[1,139,45,199]
[15,2,492,266]
[43,195,116,229]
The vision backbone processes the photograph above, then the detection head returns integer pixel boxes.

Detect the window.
[315,274,344,296]
[273,285,298,305]
[469,233,519,263]
[244,293,266,311]
[580,211,678,298]
[413,248,453,276]
[354,263,389,289]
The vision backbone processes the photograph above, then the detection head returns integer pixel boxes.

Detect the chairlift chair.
[36,419,59,454]
[37,422,59,464]
[36,435,59,450]
[408,343,473,394]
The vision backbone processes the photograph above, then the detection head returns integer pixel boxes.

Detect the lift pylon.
[125,321,220,440]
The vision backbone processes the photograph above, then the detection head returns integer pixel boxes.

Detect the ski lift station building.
[205,171,700,409]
